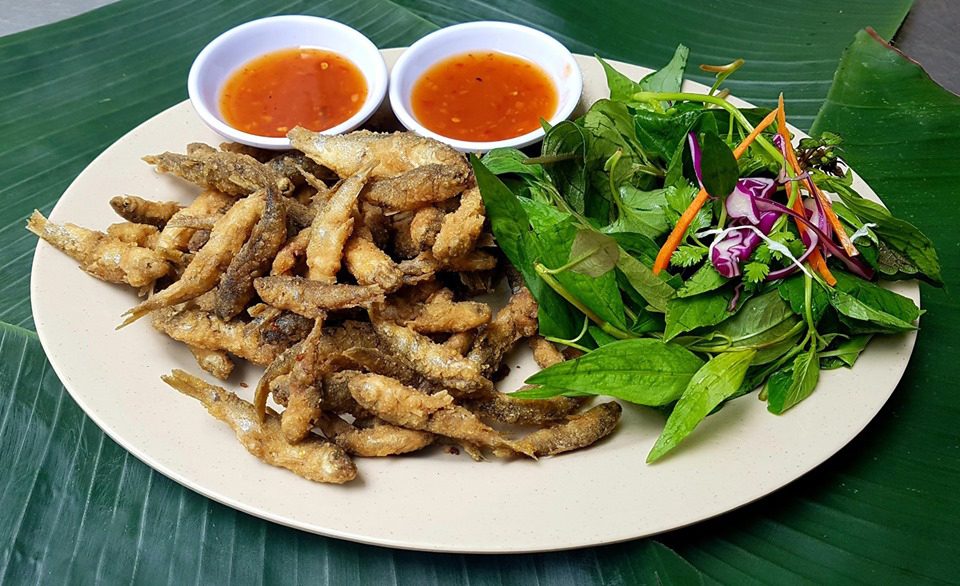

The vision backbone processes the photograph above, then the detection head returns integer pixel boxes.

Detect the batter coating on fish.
[468,392,588,426]
[188,345,234,380]
[408,206,445,251]
[121,194,264,326]
[271,226,310,276]
[215,179,288,320]
[361,164,471,211]
[143,144,289,196]
[106,222,161,248]
[402,288,491,334]
[288,128,469,180]
[109,195,182,228]
[152,306,286,366]
[372,320,493,396]
[343,225,404,292]
[317,415,435,457]
[155,189,235,255]
[512,402,621,457]
[281,321,326,443]
[467,286,539,377]
[432,186,486,261]
[305,163,373,282]
[529,336,565,368]
[162,370,357,484]
[27,211,170,288]
[347,374,529,457]
[254,276,385,318]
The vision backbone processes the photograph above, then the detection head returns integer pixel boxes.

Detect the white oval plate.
[31,50,919,553]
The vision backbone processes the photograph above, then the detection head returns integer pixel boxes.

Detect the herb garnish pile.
[472,46,942,462]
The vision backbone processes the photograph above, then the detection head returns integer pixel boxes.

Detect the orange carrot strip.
[791,195,837,286]
[775,94,858,257]
[652,108,780,274]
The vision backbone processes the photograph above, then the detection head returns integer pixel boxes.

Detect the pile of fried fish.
[27,129,621,484]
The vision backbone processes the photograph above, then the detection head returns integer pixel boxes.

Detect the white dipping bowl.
[188,15,388,150]
[389,21,583,153]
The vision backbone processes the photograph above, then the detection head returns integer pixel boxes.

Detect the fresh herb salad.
[471,46,942,462]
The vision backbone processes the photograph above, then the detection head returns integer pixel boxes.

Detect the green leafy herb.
[647,349,756,462]
[825,270,921,332]
[677,263,728,298]
[778,274,830,323]
[664,290,735,340]
[525,339,705,406]
[616,252,676,313]
[567,230,620,277]
[698,132,739,197]
[670,244,707,268]
[766,346,820,414]
[819,334,872,370]
[541,121,588,214]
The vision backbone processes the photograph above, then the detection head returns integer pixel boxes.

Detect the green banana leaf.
[2,0,958,583]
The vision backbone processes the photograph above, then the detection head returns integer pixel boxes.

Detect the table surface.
[0,0,960,583]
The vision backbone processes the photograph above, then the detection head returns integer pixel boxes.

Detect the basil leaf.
[826,270,921,332]
[818,174,943,286]
[604,185,671,239]
[647,349,756,462]
[698,132,739,198]
[663,290,734,340]
[677,263,728,298]
[616,251,676,313]
[608,231,660,265]
[481,148,545,180]
[541,121,588,214]
[525,339,705,406]
[637,44,689,94]
[713,291,802,350]
[568,230,619,277]
[588,325,619,347]
[472,156,579,339]
[778,274,830,323]
[820,334,872,370]
[766,346,820,414]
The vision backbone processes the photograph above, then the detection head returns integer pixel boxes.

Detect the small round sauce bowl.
[188,15,388,150]
[389,21,582,153]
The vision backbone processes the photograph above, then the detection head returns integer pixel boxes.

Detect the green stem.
[535,263,633,340]
[525,153,576,165]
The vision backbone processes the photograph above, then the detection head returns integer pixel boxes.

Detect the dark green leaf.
[480,148,546,179]
[766,346,820,414]
[778,274,830,323]
[713,291,801,349]
[525,339,705,406]
[568,230,620,277]
[608,231,661,265]
[616,252,676,313]
[664,291,734,340]
[637,44,689,94]
[820,334,872,370]
[647,350,756,462]
[541,121,589,214]
[826,270,921,332]
[677,264,728,298]
[604,185,671,239]
[698,132,738,198]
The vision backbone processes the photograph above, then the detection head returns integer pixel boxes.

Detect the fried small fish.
[320,370,367,416]
[409,206,445,251]
[390,211,420,259]
[305,163,373,282]
[348,374,528,457]
[372,320,493,396]
[340,346,425,389]
[254,276,384,318]
[468,392,588,426]
[188,344,234,380]
[282,321,326,443]
[403,288,491,334]
[343,225,404,292]
[109,195,182,228]
[317,415,435,457]
[467,286,538,377]
[156,189,234,254]
[271,226,310,276]
[361,164,471,211]
[27,211,170,288]
[442,331,475,355]
[529,336,565,369]
[259,311,314,347]
[215,180,287,320]
[163,370,357,484]
[512,402,621,457]
[255,340,303,419]
[143,144,289,196]
[433,186,485,262]
[288,128,468,180]
[218,142,274,162]
[106,222,160,248]
[152,306,286,366]
[265,151,327,186]
[121,194,264,326]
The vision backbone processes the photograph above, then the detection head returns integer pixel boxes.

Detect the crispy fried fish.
[188,344,234,380]
[403,288,491,334]
[372,320,493,396]
[288,128,468,180]
[512,402,621,457]
[156,189,234,254]
[409,206,445,251]
[317,415,434,457]
[529,336,565,369]
[143,144,289,196]
[152,306,286,366]
[281,321,326,443]
[121,194,264,326]
[271,226,310,276]
[106,222,160,248]
[433,186,485,262]
[467,286,539,377]
[254,276,384,318]
[215,180,287,319]
[163,370,356,483]
[468,392,588,426]
[442,331,475,355]
[305,163,373,282]
[27,211,170,288]
[109,195,182,228]
[343,225,404,292]
[361,164,471,211]
[347,374,529,457]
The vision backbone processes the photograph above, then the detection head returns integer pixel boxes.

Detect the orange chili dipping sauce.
[219,48,367,137]
[411,51,558,142]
